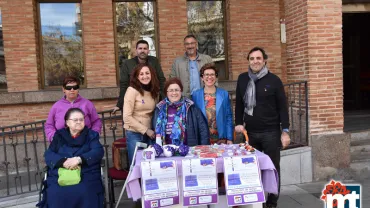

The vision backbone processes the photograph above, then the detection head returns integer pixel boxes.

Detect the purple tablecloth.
[126,150,278,201]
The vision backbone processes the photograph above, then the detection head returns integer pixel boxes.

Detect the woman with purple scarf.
[152,78,210,146]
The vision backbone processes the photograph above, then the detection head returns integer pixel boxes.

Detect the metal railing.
[284,81,309,148]
[0,110,124,202]
[228,81,309,149]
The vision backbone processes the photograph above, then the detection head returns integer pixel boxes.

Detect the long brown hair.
[129,63,160,99]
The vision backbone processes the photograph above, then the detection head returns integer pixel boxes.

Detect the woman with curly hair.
[123,63,160,165]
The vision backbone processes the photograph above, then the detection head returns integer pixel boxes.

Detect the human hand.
[112,106,120,114]
[235,125,245,133]
[281,132,291,149]
[63,157,81,170]
[146,129,155,139]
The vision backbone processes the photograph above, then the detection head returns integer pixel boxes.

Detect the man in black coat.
[113,40,166,113]
[234,47,290,208]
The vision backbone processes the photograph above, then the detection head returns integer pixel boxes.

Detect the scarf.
[141,83,151,92]
[243,66,269,116]
[155,97,187,145]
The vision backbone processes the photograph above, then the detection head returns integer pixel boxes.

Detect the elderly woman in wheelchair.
[40,107,104,208]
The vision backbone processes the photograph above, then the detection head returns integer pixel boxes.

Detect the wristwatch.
[283,128,289,133]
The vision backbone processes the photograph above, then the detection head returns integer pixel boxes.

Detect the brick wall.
[82,0,117,88]
[0,0,39,92]
[307,0,343,134]
[284,0,309,83]
[0,99,117,128]
[279,0,287,83]
[0,0,344,136]
[285,0,343,134]
[156,0,188,76]
[226,0,283,80]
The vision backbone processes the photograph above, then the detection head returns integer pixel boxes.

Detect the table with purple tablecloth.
[126,150,278,201]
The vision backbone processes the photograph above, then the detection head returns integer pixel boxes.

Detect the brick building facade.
[0,0,348,178]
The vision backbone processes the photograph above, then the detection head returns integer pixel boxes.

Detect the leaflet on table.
[223,155,265,206]
[181,158,218,206]
[141,160,179,208]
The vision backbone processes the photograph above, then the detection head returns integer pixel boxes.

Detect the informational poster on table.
[181,158,218,206]
[223,155,265,206]
[141,160,179,208]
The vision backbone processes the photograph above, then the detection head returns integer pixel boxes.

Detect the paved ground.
[1,178,369,208]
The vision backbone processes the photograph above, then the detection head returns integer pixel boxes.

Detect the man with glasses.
[113,40,166,113]
[170,35,213,98]
[234,47,290,208]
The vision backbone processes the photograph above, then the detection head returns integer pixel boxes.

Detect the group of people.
[40,34,290,208]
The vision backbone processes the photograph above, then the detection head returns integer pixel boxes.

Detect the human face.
[63,82,79,102]
[166,84,182,103]
[66,112,85,133]
[201,69,217,87]
[138,66,151,85]
[184,37,197,57]
[136,43,149,61]
[248,50,266,73]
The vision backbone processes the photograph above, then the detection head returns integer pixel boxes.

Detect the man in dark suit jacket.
[235,47,291,208]
[113,40,166,113]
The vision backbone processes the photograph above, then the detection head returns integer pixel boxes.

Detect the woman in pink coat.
[44,76,102,142]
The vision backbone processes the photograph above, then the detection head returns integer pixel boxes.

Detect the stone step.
[350,131,370,142]
[350,139,370,153]
[0,192,38,208]
[350,138,370,163]
[351,152,370,163]
[350,161,370,175]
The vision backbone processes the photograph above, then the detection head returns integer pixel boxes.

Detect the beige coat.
[170,53,213,97]
[123,87,157,134]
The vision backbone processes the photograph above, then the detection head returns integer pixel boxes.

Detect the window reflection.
[0,8,6,89]
[40,3,84,87]
[115,2,156,68]
[187,1,227,80]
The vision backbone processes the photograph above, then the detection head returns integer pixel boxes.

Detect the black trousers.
[247,130,281,207]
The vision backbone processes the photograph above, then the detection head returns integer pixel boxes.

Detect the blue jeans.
[126,130,152,167]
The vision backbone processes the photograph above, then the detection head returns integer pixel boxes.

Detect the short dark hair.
[200,62,218,78]
[247,47,268,60]
[63,76,80,88]
[136,40,149,49]
[64,108,85,123]
[164,78,183,93]
[183,34,197,42]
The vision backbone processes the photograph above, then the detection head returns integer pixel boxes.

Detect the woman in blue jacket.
[43,108,104,208]
[192,63,234,144]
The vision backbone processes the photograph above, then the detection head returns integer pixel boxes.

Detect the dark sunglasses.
[64,85,80,90]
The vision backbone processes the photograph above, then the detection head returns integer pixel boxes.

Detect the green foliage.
[42,25,84,86]
[115,2,155,60]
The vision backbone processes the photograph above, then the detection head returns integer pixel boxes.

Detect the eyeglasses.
[167,89,181,93]
[203,73,216,78]
[249,57,263,61]
[65,85,80,90]
[68,118,84,123]
[184,42,196,46]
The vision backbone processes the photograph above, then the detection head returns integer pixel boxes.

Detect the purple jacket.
[45,95,102,142]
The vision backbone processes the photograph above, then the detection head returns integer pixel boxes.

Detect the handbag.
[233,129,249,144]
[112,139,128,170]
[58,166,81,186]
